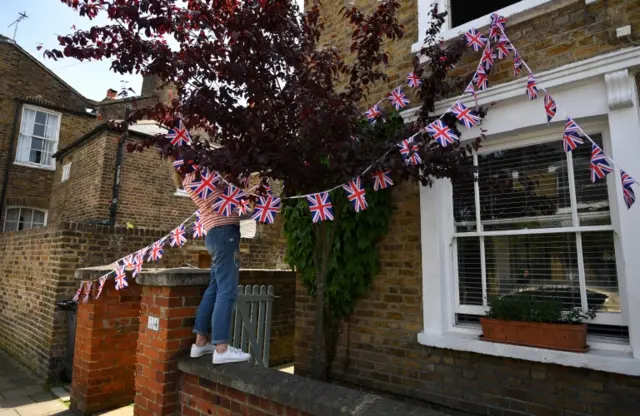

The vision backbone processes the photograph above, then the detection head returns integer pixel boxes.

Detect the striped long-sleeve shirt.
[182,174,239,232]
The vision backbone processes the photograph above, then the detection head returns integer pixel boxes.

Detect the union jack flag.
[213,185,246,216]
[365,104,382,124]
[489,26,501,42]
[238,174,251,189]
[562,117,584,153]
[170,225,187,247]
[513,52,523,77]
[72,282,83,302]
[371,170,394,191]
[132,254,143,278]
[465,83,477,98]
[621,170,637,209]
[590,143,613,183]
[147,240,164,262]
[173,157,199,173]
[398,137,421,165]
[474,66,488,91]
[123,254,135,270]
[238,198,252,216]
[188,168,219,200]
[307,192,334,223]
[192,219,206,238]
[407,72,422,88]
[114,267,128,290]
[427,120,459,147]
[526,73,538,100]
[490,13,507,40]
[82,281,92,304]
[342,177,368,213]
[495,35,513,59]
[465,28,487,52]
[388,87,410,111]
[96,275,107,299]
[166,119,191,147]
[252,196,281,224]
[451,101,480,129]
[481,45,495,71]
[565,117,581,137]
[544,93,557,123]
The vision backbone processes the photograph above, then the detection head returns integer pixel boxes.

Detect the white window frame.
[61,163,72,182]
[3,206,48,232]
[15,105,61,171]
[413,0,580,52]
[450,126,622,327]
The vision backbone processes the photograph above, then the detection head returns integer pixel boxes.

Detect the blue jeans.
[193,224,240,344]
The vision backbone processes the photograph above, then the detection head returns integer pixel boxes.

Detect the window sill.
[412,0,579,53]
[13,161,56,171]
[417,330,640,377]
[174,189,190,197]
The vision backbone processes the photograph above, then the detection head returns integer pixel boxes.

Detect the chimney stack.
[141,75,176,104]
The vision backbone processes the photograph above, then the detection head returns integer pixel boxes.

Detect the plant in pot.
[481,292,596,353]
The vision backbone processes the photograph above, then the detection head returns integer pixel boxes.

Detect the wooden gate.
[231,285,275,367]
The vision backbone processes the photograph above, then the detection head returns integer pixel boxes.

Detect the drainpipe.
[0,100,22,217]
[108,107,130,226]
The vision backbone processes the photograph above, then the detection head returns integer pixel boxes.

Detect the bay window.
[452,133,622,327]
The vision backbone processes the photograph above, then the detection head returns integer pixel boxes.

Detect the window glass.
[16,107,59,168]
[450,0,520,28]
[4,208,47,232]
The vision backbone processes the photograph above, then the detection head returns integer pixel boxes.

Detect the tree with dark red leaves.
[49,0,482,380]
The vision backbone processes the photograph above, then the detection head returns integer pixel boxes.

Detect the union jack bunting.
[238,174,251,189]
[166,119,191,147]
[238,198,251,216]
[451,101,480,129]
[82,281,92,304]
[513,52,523,77]
[213,185,246,216]
[562,117,584,153]
[192,220,206,239]
[388,87,410,111]
[188,168,218,200]
[170,225,187,247]
[495,35,513,59]
[123,254,135,270]
[365,104,382,124]
[621,170,637,209]
[464,28,487,52]
[307,192,334,223]
[407,72,422,88]
[544,93,557,123]
[481,45,495,71]
[564,117,581,137]
[398,137,421,166]
[252,196,281,224]
[490,13,507,40]
[371,170,394,191]
[427,119,459,147]
[147,240,164,262]
[136,247,149,262]
[114,267,128,290]
[72,282,83,302]
[96,275,107,299]
[526,73,538,100]
[173,157,199,174]
[342,177,368,213]
[465,83,477,98]
[590,143,613,183]
[132,254,143,278]
[489,25,501,42]
[474,66,489,91]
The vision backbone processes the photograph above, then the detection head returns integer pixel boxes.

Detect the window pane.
[478,141,572,231]
[453,159,476,232]
[32,121,46,138]
[32,210,46,226]
[582,231,619,312]
[486,233,582,309]
[34,111,47,125]
[29,138,44,164]
[571,134,611,226]
[451,0,520,28]
[44,113,59,139]
[457,237,483,306]
[5,208,20,222]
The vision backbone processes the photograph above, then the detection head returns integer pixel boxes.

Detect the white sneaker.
[212,346,251,364]
[190,343,216,358]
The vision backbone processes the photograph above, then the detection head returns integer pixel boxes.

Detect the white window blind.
[3,208,47,232]
[452,134,621,325]
[61,163,72,182]
[16,106,60,168]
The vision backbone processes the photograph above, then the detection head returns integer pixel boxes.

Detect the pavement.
[0,350,132,416]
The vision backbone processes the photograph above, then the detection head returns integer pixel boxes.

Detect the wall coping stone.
[75,267,295,283]
[178,356,438,416]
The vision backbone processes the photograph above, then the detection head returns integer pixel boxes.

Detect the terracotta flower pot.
[479,317,588,353]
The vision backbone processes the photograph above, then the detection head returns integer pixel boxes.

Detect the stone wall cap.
[75,265,117,280]
[178,356,438,416]
[136,267,210,286]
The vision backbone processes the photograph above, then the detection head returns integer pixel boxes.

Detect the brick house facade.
[296,1,640,415]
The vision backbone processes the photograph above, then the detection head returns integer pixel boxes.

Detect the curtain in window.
[17,108,37,163]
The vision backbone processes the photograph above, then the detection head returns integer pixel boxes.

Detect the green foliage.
[487,294,596,325]
[283,186,393,319]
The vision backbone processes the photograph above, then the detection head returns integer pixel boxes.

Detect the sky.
[0,0,304,101]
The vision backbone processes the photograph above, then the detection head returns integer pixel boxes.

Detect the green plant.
[487,294,596,324]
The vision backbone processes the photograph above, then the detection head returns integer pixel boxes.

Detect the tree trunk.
[311,222,328,380]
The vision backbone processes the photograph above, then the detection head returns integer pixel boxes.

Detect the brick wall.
[0,222,197,380]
